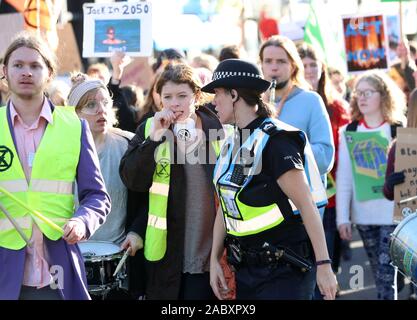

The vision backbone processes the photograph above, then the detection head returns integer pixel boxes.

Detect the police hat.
[201,59,271,94]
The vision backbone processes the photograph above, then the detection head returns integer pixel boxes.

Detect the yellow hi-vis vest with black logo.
[143,117,224,261]
[213,118,327,237]
[0,106,81,250]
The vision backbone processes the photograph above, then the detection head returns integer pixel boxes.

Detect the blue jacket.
[277,87,334,176]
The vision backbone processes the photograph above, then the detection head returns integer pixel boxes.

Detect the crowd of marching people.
[1,26,417,300]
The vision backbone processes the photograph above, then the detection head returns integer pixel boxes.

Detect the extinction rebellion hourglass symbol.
[0,146,13,172]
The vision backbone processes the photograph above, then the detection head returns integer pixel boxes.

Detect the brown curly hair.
[350,70,406,124]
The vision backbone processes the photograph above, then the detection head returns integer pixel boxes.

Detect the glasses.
[353,89,379,99]
[80,100,112,115]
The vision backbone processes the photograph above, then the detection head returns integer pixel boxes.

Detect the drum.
[78,241,126,296]
[390,213,417,283]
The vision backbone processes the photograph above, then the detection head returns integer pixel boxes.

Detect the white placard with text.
[82,1,152,58]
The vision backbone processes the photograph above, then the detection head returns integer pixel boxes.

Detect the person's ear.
[230,89,238,101]
[46,68,53,83]
[2,66,7,81]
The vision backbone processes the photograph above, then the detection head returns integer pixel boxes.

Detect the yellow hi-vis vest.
[143,117,224,261]
[0,106,81,250]
[213,118,327,237]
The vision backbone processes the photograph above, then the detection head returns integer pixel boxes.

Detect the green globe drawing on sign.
[352,139,387,179]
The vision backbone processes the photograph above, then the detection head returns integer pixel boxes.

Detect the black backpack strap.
[346,120,359,132]
[347,120,401,138]
[390,123,402,139]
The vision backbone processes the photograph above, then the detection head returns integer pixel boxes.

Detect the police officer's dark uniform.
[202,59,328,299]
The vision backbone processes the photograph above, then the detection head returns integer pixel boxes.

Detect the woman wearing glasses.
[68,73,145,299]
[336,70,406,299]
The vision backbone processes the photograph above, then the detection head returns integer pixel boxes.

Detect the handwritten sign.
[82,1,152,58]
[394,128,417,222]
[342,13,389,73]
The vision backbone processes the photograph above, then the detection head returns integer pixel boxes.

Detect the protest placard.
[345,130,389,201]
[0,13,24,58]
[386,14,401,63]
[56,23,82,74]
[342,13,389,73]
[82,1,152,58]
[394,128,417,222]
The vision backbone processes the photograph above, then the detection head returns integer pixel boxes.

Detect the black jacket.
[108,78,138,133]
[119,106,223,299]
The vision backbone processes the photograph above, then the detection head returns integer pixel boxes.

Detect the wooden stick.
[113,247,132,277]
[0,202,32,247]
[399,0,404,40]
[0,186,64,234]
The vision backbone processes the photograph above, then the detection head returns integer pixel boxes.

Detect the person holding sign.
[203,59,337,300]
[0,32,111,300]
[336,70,406,300]
[119,63,226,300]
[384,88,417,202]
[383,88,417,300]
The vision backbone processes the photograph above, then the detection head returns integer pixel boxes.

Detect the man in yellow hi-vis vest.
[0,32,110,300]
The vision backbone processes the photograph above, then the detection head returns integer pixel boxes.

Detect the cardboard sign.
[342,13,389,73]
[394,128,417,222]
[56,23,82,74]
[82,1,152,58]
[0,13,24,59]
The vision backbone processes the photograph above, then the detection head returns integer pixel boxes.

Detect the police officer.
[203,59,338,300]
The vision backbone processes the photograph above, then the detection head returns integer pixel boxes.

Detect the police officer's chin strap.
[231,92,240,140]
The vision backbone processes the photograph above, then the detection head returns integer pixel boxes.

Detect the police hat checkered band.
[68,80,105,107]
[212,71,262,81]
[201,59,271,93]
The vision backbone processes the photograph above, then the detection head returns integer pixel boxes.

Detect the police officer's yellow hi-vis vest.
[0,106,81,250]
[143,117,224,261]
[213,118,327,237]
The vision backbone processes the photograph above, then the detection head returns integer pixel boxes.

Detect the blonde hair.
[46,80,70,106]
[350,70,406,124]
[259,35,310,90]
[69,73,118,127]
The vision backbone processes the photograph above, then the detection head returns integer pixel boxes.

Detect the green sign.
[345,131,389,201]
